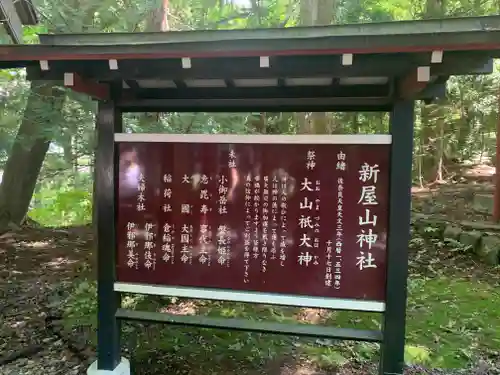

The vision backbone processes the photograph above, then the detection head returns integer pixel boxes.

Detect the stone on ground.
[443,225,462,240]
[473,193,494,214]
[459,230,482,250]
[477,235,500,265]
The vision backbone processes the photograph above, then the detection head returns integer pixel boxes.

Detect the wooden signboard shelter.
[1,15,500,375]
[0,0,38,44]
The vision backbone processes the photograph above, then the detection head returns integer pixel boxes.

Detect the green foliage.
[62,258,500,371]
[63,279,294,372]
[304,346,350,368]
[29,183,92,227]
[404,345,432,365]
[64,279,98,330]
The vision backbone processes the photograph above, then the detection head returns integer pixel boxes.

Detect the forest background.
[0,0,498,229]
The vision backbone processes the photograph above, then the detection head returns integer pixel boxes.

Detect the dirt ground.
[0,225,93,374]
[411,164,496,222]
[0,170,498,374]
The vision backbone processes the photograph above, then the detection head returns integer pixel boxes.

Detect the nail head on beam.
[182,57,191,69]
[40,60,49,71]
[431,50,443,64]
[260,56,270,68]
[64,73,74,86]
[417,66,430,82]
[342,54,353,66]
[109,59,118,70]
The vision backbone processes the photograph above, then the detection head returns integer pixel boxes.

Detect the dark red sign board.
[116,139,390,301]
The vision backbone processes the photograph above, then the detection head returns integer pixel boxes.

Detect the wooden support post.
[380,100,414,375]
[87,97,130,375]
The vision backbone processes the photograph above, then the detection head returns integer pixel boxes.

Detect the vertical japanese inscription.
[279,173,288,266]
[162,222,174,264]
[298,150,319,267]
[161,173,174,264]
[271,176,279,261]
[217,174,229,266]
[126,222,138,269]
[180,174,193,264]
[261,176,269,273]
[243,172,252,283]
[253,174,260,261]
[136,173,146,212]
[333,151,347,289]
[143,222,156,270]
[356,162,380,270]
[198,173,211,266]
[117,142,390,301]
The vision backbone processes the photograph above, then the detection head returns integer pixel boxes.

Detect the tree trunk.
[351,113,359,133]
[148,0,170,31]
[422,0,446,182]
[299,0,335,135]
[418,138,425,187]
[493,87,500,222]
[312,112,329,134]
[61,132,73,167]
[313,0,334,135]
[419,103,436,181]
[0,0,101,232]
[377,112,386,133]
[251,112,267,133]
[297,112,311,134]
[435,116,445,182]
[139,0,170,130]
[299,0,314,26]
[0,82,66,231]
[424,0,446,18]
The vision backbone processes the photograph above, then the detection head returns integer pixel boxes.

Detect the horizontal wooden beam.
[24,51,493,82]
[124,84,391,100]
[397,55,491,100]
[116,308,383,342]
[63,73,109,100]
[116,96,392,113]
[398,68,429,100]
[27,54,413,80]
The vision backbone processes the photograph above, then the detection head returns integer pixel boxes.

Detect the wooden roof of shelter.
[0,0,38,44]
[1,15,500,112]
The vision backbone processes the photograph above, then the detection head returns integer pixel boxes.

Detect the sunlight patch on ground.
[295,308,328,324]
[463,164,495,177]
[43,256,79,269]
[161,301,198,315]
[17,240,53,249]
[284,364,320,375]
[9,320,27,329]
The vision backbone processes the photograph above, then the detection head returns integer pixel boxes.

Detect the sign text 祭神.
[116,141,390,301]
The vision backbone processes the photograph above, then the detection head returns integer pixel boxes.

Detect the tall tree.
[0,83,66,230]
[0,0,107,231]
[298,0,335,135]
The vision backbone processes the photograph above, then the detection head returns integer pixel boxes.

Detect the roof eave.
[37,15,500,47]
